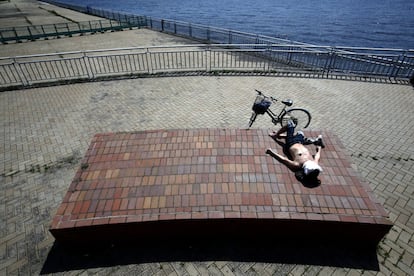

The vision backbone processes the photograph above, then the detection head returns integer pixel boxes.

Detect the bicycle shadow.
[40,236,380,274]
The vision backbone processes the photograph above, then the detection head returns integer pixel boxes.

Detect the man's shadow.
[294,170,321,188]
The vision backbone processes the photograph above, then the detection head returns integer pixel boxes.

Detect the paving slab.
[50,128,392,246]
[1,0,414,275]
[0,0,102,28]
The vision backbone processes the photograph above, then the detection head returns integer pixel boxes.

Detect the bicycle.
[248,89,312,129]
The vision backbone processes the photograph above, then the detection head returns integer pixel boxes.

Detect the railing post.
[161,19,164,32]
[13,28,20,43]
[41,25,46,37]
[287,46,293,64]
[146,48,153,74]
[205,45,211,73]
[255,35,260,45]
[142,16,148,28]
[13,58,29,86]
[66,23,72,36]
[76,22,82,35]
[27,26,34,41]
[54,24,59,38]
[324,47,335,77]
[390,52,406,79]
[0,30,5,44]
[266,45,271,72]
[83,52,94,79]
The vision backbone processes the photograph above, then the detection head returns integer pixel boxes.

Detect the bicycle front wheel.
[281,108,311,129]
[248,112,258,128]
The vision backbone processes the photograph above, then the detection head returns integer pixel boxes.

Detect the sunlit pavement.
[1,0,413,275]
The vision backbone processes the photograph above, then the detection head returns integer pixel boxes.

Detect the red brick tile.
[257,212,274,219]
[127,198,137,210]
[75,219,93,227]
[208,211,224,219]
[306,213,324,221]
[240,212,257,219]
[224,211,241,218]
[120,198,129,210]
[159,213,175,221]
[109,217,127,224]
[58,220,76,229]
[91,217,110,226]
[126,216,143,223]
[322,214,340,222]
[289,213,307,220]
[104,200,113,213]
[150,197,159,209]
[273,212,290,219]
[340,215,358,223]
[192,212,208,219]
[176,213,192,220]
[142,197,152,209]
[80,201,91,214]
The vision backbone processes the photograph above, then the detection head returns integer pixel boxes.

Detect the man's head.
[302,160,322,178]
[295,160,322,187]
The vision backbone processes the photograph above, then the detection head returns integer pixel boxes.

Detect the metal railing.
[33,1,413,79]
[0,19,146,43]
[1,44,413,89]
[1,0,412,88]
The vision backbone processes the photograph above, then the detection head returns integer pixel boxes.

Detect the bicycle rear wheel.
[248,112,258,128]
[280,108,311,129]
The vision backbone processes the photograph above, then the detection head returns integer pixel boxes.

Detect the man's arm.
[266,148,301,171]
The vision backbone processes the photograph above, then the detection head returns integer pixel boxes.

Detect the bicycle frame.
[265,105,288,125]
[248,89,311,129]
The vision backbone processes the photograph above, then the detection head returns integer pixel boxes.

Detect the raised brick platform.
[50,129,392,246]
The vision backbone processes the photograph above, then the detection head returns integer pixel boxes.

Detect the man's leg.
[269,126,288,140]
[269,120,297,158]
[269,120,296,140]
[303,134,325,148]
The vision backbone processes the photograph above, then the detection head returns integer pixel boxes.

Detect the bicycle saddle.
[282,99,293,106]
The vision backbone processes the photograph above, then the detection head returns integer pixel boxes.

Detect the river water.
[59,0,413,49]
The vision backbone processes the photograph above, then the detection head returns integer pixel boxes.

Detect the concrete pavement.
[1,0,414,275]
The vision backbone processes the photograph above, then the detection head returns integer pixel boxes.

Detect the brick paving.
[50,129,391,247]
[1,0,414,275]
[1,77,413,275]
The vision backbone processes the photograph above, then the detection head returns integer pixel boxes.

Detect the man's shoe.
[315,135,325,148]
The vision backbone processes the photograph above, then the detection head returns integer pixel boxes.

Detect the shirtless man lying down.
[266,120,324,182]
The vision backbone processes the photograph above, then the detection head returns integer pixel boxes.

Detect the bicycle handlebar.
[255,89,277,102]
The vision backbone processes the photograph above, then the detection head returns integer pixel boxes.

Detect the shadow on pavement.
[40,237,380,274]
